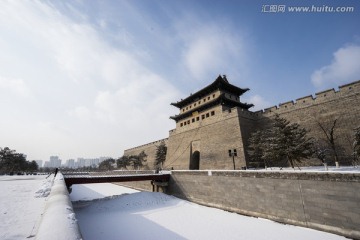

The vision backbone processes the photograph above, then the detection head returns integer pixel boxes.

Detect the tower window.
[192,118,195,123]
[202,115,205,119]
[213,94,215,98]
[206,113,209,118]
[180,123,183,127]
[208,96,210,100]
[187,120,190,124]
[211,111,215,116]
[196,117,199,121]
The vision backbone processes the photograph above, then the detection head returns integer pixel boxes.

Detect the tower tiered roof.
[171,75,250,108]
[170,75,253,122]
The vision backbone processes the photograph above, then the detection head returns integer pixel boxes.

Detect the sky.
[0,0,359,161]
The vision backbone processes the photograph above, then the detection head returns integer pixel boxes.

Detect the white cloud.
[243,94,271,111]
[0,1,251,160]
[0,76,31,98]
[177,17,247,82]
[0,1,181,160]
[311,44,360,88]
[67,106,91,119]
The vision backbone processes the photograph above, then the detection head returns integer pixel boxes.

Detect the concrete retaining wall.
[36,174,82,240]
[167,170,360,239]
[114,180,154,192]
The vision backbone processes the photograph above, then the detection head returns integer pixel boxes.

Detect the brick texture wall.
[123,138,168,169]
[167,170,360,239]
[256,80,360,164]
[123,80,360,170]
[165,106,249,170]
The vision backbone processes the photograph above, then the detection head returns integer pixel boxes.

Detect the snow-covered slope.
[0,175,47,239]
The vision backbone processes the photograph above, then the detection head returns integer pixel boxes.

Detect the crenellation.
[125,138,168,151]
[339,79,360,89]
[263,105,278,114]
[123,76,360,170]
[254,110,264,115]
[315,88,337,99]
[256,80,359,117]
[338,80,360,96]
[296,95,315,105]
[278,100,295,110]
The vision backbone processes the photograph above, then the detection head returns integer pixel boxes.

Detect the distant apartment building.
[66,159,76,169]
[44,156,61,168]
[35,160,43,168]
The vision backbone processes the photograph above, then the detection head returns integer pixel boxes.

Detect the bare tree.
[317,119,340,167]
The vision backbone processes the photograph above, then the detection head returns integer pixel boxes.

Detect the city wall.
[166,170,360,239]
[123,80,360,169]
[165,105,249,170]
[253,80,360,163]
[123,138,168,169]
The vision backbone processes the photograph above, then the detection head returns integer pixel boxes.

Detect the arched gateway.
[190,151,200,170]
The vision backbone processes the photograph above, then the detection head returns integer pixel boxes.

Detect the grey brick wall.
[123,80,360,170]
[256,80,360,164]
[123,138,168,169]
[167,170,360,239]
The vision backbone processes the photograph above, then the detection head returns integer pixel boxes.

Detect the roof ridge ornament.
[222,74,228,83]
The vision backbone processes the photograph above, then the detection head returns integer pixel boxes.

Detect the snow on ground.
[0,175,49,240]
[70,183,346,240]
[70,183,139,201]
[35,173,82,240]
[255,166,360,173]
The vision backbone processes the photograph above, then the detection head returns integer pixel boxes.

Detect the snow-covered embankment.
[36,173,82,240]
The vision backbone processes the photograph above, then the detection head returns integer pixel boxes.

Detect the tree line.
[0,141,168,174]
[247,115,360,169]
[95,141,167,171]
[0,147,38,174]
[116,141,167,170]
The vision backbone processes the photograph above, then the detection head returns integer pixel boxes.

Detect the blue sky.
[0,0,359,161]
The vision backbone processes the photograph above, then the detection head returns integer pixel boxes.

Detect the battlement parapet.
[257,80,360,116]
[315,88,336,99]
[263,106,278,114]
[279,100,295,109]
[125,138,168,152]
[296,95,315,104]
[237,108,260,120]
[222,107,259,120]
